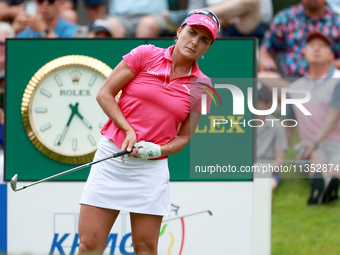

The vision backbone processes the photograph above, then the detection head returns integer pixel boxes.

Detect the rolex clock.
[21,55,113,164]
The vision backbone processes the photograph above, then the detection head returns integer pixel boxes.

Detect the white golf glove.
[134,141,161,160]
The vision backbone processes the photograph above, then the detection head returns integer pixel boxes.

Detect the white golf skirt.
[80,136,171,216]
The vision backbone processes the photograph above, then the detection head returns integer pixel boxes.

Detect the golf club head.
[10,174,17,191]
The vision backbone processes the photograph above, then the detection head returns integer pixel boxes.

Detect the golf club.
[10,148,135,192]
[162,210,213,222]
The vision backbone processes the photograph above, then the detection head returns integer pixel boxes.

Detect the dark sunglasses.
[0,42,5,47]
[37,0,56,4]
[184,9,221,35]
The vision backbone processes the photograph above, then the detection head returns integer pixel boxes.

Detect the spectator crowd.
[0,0,340,206]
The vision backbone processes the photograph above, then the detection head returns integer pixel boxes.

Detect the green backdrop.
[5,38,256,181]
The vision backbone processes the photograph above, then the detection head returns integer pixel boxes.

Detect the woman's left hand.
[134,141,161,160]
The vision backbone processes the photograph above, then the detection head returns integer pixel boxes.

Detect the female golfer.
[78,9,220,255]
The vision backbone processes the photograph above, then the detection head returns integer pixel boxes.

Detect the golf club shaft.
[15,149,131,191]
[162,210,212,222]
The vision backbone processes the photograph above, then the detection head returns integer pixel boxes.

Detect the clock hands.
[57,103,78,145]
[57,102,92,145]
[75,108,92,129]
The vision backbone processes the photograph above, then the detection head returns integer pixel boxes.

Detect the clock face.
[21,55,113,164]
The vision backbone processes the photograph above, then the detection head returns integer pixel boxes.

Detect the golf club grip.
[113,148,133,157]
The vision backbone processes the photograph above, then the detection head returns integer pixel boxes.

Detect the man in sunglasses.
[15,0,79,38]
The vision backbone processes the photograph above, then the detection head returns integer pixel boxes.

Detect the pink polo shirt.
[101,44,212,157]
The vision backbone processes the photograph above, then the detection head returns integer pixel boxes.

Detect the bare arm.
[302,107,340,159]
[257,70,291,89]
[207,0,261,34]
[96,60,137,156]
[258,70,291,102]
[160,112,201,156]
[0,2,10,21]
[0,2,24,21]
[314,107,340,143]
[258,47,277,71]
[273,149,285,168]
[285,126,295,146]
[206,0,259,19]
[11,10,27,34]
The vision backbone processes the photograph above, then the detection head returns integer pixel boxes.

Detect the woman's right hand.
[120,130,138,162]
[96,60,138,161]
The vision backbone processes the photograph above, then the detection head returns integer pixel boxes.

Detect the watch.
[21,55,113,164]
[40,27,50,38]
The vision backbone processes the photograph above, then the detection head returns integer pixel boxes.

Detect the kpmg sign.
[7,182,258,255]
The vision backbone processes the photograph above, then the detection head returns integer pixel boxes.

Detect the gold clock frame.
[21,55,112,164]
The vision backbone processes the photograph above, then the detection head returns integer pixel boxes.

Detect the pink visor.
[181,14,219,42]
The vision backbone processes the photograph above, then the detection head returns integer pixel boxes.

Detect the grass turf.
[271,131,340,255]
[272,177,340,255]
